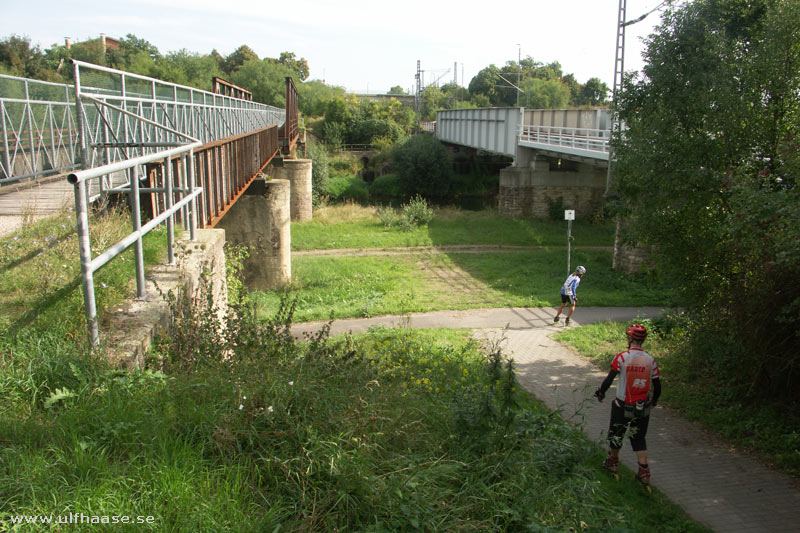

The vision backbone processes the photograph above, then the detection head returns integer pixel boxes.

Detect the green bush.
[390,134,452,198]
[401,195,434,227]
[376,205,399,228]
[369,173,403,199]
[350,117,404,145]
[306,137,329,205]
[326,175,369,204]
[321,120,345,151]
[330,153,361,175]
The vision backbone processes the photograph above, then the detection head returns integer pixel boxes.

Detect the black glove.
[594,389,605,402]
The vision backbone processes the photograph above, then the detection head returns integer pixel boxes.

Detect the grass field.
[252,205,672,322]
[292,203,616,250]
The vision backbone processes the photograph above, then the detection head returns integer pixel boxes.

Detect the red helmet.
[626,324,648,341]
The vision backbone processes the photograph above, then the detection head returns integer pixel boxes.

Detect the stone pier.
[216,177,291,289]
[270,158,313,221]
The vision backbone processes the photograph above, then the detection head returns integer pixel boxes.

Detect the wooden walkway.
[0,175,74,216]
[0,175,75,236]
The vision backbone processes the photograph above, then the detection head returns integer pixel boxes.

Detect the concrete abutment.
[498,156,606,219]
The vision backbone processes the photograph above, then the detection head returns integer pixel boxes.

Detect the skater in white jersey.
[553,266,586,326]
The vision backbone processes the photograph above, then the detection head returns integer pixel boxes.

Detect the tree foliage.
[390,134,452,198]
[614,0,800,396]
[467,58,605,108]
[276,51,309,81]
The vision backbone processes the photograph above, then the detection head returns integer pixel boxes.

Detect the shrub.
[401,195,434,227]
[329,153,361,175]
[369,173,403,199]
[376,205,399,228]
[350,117,404,145]
[326,175,369,204]
[390,134,452,198]
[306,137,329,206]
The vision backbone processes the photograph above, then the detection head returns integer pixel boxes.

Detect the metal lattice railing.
[0,74,80,184]
[0,61,286,187]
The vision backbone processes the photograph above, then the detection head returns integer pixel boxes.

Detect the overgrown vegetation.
[615,0,800,399]
[0,207,166,338]
[0,260,704,530]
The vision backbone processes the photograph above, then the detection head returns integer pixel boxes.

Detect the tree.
[521,78,570,109]
[388,85,406,95]
[230,59,293,106]
[391,134,452,197]
[276,51,309,81]
[223,45,259,74]
[578,77,609,106]
[0,35,53,79]
[614,0,800,396]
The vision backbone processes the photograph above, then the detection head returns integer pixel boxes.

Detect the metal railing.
[69,144,202,347]
[71,60,285,201]
[519,124,610,158]
[0,62,287,186]
[0,74,79,184]
[281,76,299,152]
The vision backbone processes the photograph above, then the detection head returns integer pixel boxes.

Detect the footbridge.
[436,107,611,219]
[0,61,301,344]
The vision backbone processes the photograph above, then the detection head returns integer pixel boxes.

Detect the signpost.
[565,210,575,275]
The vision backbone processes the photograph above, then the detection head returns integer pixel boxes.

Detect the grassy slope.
[1,322,706,531]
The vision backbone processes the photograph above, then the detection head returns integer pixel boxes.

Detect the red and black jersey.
[610,347,660,404]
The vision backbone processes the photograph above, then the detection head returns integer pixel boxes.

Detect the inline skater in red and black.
[594,323,661,489]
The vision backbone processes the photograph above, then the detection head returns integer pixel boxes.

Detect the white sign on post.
[565,210,575,275]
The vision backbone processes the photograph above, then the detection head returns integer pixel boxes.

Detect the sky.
[5,0,671,94]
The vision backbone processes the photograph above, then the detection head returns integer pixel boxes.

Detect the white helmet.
[576,266,586,274]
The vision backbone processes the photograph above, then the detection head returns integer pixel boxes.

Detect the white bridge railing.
[518,124,610,160]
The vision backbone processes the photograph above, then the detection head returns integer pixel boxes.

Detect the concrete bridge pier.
[270,158,313,221]
[498,153,606,219]
[216,177,291,289]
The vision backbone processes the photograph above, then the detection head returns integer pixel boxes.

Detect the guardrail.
[71,60,285,201]
[69,143,202,346]
[519,124,610,159]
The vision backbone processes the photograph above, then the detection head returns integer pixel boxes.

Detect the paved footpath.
[292,306,800,532]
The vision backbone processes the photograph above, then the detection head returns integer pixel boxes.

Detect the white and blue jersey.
[561,274,581,299]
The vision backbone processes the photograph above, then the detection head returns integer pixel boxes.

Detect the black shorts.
[561,294,575,305]
[607,399,650,452]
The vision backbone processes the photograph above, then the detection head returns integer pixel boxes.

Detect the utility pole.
[415,60,422,133]
[516,44,521,107]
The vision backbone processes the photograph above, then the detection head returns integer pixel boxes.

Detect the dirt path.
[292,244,614,257]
